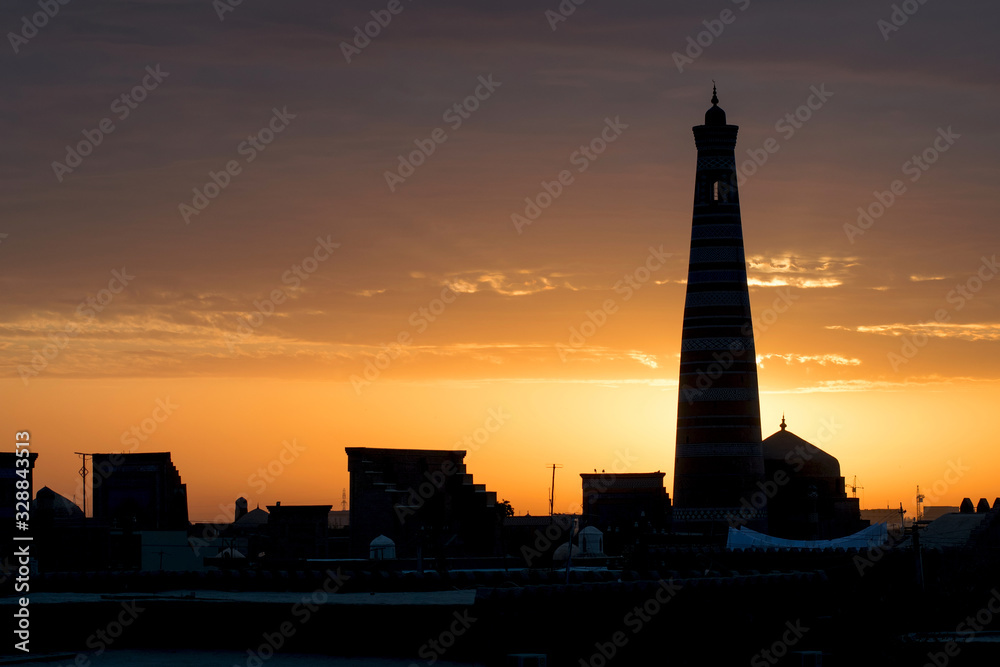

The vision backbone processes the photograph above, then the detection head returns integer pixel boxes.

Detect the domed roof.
[33,486,85,520]
[552,543,582,561]
[233,507,269,526]
[761,417,841,478]
[704,85,727,126]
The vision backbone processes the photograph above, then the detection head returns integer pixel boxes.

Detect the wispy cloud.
[766,375,1000,394]
[629,352,659,369]
[444,270,559,296]
[828,323,1000,342]
[757,352,861,367]
[353,288,387,297]
[746,255,856,289]
[748,277,843,288]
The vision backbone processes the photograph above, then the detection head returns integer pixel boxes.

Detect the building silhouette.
[672,88,767,535]
[265,502,332,560]
[91,452,189,530]
[31,485,111,573]
[580,472,670,554]
[760,417,866,539]
[345,447,499,559]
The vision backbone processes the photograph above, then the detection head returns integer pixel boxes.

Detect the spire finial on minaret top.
[780,414,786,431]
[704,81,726,125]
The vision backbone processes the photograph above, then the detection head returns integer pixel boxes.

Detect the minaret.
[672,87,767,534]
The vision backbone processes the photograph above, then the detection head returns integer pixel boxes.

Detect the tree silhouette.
[497,499,514,519]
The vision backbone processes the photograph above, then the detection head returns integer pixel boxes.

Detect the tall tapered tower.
[672,88,767,534]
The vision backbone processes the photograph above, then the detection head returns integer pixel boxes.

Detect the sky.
[2,0,999,522]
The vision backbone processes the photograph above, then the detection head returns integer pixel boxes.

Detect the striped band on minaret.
[672,89,767,531]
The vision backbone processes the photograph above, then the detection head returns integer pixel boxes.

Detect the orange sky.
[2,0,998,522]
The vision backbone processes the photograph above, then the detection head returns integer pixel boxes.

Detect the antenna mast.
[546,464,563,516]
[74,452,93,517]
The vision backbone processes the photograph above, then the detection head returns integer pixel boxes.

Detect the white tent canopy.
[726,522,888,550]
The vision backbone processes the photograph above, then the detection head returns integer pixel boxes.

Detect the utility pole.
[74,452,93,517]
[547,464,563,516]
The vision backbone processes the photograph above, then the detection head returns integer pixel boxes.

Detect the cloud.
[746,255,856,288]
[757,353,861,368]
[769,375,1000,394]
[441,269,577,296]
[353,288,387,297]
[748,277,843,288]
[629,352,659,369]
[827,323,1000,343]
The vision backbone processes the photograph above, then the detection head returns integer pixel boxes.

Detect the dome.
[233,507,269,526]
[704,85,727,126]
[369,534,396,559]
[761,418,841,478]
[33,486,84,520]
[552,543,582,561]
